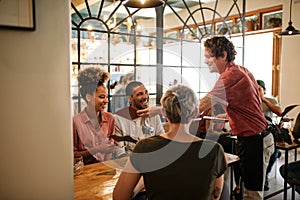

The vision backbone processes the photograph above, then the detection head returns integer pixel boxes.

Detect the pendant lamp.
[122,0,164,8]
[278,0,300,36]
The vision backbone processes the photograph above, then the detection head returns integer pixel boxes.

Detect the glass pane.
[85,33,109,63]
[162,67,182,91]
[81,19,106,31]
[71,8,81,25]
[73,98,87,116]
[263,11,282,29]
[71,64,79,98]
[182,41,201,67]
[231,20,242,34]
[109,71,134,113]
[163,41,201,67]
[198,24,212,38]
[79,64,108,72]
[198,67,219,92]
[182,67,201,93]
[163,42,182,67]
[149,94,157,107]
[109,68,134,91]
[136,40,156,65]
[216,20,232,35]
[181,28,197,40]
[71,30,78,63]
[136,66,157,94]
[88,1,102,18]
[165,30,179,40]
[110,33,134,64]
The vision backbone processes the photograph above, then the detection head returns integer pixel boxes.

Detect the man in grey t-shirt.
[114,81,165,156]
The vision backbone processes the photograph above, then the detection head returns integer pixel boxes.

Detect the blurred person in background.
[111,72,134,113]
[257,79,282,191]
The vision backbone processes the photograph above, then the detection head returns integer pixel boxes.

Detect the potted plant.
[246,16,259,31]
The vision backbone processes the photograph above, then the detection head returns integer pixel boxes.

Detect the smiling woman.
[73,67,121,165]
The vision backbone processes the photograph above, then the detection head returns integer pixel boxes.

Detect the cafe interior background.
[0,0,299,199]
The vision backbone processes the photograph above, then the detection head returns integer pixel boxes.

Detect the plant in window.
[246,15,259,31]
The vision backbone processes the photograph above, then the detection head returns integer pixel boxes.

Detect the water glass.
[74,155,84,176]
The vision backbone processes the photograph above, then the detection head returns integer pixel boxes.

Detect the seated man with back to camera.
[113,81,165,156]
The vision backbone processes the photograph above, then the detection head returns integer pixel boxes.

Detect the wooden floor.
[263,149,300,200]
[264,177,300,200]
[228,148,300,200]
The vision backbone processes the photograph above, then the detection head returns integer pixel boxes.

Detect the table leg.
[230,138,234,200]
[292,149,298,200]
[230,166,233,200]
[240,180,244,200]
[292,184,295,200]
[284,150,288,200]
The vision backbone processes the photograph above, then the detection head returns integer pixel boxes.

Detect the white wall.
[280,0,300,120]
[0,1,73,199]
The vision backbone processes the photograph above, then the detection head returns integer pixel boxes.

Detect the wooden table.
[74,153,240,200]
[74,157,128,200]
[225,152,240,200]
[264,141,300,200]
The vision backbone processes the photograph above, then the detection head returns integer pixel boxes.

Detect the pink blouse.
[73,108,115,162]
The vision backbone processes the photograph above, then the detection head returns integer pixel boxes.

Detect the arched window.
[71,0,245,115]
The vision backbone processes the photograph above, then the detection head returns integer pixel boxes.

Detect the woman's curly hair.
[77,67,110,102]
[161,84,198,124]
[204,36,237,62]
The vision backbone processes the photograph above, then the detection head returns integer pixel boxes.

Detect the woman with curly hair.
[73,67,117,165]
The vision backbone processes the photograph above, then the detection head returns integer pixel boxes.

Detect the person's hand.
[136,107,151,118]
[94,143,117,154]
[136,106,162,118]
[258,86,264,99]
[215,113,226,119]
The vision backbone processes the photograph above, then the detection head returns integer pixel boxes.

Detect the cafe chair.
[267,105,299,145]
[291,178,300,200]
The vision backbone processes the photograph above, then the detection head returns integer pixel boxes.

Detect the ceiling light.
[122,0,164,8]
[278,0,300,36]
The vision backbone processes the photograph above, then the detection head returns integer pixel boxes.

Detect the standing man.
[137,36,274,200]
[198,37,274,199]
[114,81,165,156]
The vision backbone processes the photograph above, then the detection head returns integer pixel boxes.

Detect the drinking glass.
[74,155,84,176]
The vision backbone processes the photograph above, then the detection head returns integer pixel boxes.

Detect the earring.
[86,94,92,102]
